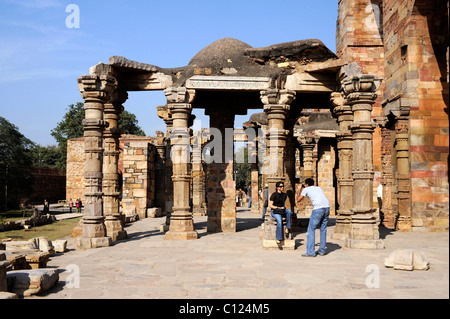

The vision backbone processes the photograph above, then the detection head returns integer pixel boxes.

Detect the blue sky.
[0,0,338,146]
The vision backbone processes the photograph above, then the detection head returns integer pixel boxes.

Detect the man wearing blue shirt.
[296,178,330,257]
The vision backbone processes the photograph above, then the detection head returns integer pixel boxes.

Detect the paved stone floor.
[31,208,448,300]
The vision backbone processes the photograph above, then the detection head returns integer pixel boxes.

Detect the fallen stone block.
[29,237,55,256]
[0,291,18,299]
[7,268,59,297]
[1,254,11,292]
[5,241,37,251]
[25,251,51,269]
[147,207,162,218]
[125,213,139,223]
[53,240,67,253]
[385,249,430,271]
[5,252,27,270]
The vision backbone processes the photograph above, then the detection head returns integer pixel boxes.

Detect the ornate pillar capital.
[77,75,117,102]
[164,87,196,104]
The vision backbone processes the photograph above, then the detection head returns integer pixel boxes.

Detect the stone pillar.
[249,136,260,214]
[342,74,384,249]
[284,118,296,211]
[157,105,174,228]
[77,74,116,249]
[154,131,167,213]
[331,92,354,240]
[260,89,296,196]
[379,120,395,228]
[164,87,197,240]
[206,112,236,232]
[192,130,207,216]
[297,135,316,216]
[394,117,412,231]
[103,90,127,241]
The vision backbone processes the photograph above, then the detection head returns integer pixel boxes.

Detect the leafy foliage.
[51,102,146,169]
[0,116,35,209]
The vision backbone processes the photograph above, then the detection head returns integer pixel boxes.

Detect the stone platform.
[29,209,448,299]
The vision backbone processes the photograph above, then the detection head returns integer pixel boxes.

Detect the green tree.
[0,117,34,210]
[51,102,146,169]
[30,144,62,168]
[234,146,252,191]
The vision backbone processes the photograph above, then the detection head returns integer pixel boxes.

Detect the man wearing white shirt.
[296,178,330,257]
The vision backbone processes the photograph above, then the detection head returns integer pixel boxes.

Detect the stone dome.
[188,38,253,70]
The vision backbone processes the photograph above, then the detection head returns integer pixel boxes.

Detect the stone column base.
[110,230,127,241]
[345,238,385,249]
[164,231,198,240]
[77,237,112,249]
[263,239,295,250]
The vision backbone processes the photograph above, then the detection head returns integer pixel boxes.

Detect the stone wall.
[337,0,449,231]
[28,167,66,204]
[67,135,157,220]
[120,136,156,219]
[382,0,449,231]
[66,138,85,203]
[336,0,385,175]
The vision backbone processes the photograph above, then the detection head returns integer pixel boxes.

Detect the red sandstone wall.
[336,0,385,202]
[383,0,449,231]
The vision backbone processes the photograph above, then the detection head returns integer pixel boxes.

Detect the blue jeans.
[271,209,292,241]
[306,207,330,255]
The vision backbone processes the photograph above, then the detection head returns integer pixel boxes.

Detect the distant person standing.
[43,199,50,214]
[69,198,73,213]
[296,178,330,257]
[75,199,80,214]
[247,185,252,208]
[260,184,269,221]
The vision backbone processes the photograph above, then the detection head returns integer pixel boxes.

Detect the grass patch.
[0,217,81,241]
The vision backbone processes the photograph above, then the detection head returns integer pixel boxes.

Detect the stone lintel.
[285,72,337,92]
[186,75,271,91]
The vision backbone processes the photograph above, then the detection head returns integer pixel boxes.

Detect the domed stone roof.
[188,38,253,69]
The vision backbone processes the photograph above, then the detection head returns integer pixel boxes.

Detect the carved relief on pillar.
[296,135,317,217]
[163,87,197,240]
[394,117,412,231]
[377,118,396,228]
[77,74,116,249]
[103,90,128,241]
[331,91,354,239]
[341,73,384,249]
[260,89,295,196]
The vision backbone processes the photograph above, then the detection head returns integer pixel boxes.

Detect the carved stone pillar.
[103,90,127,241]
[164,87,197,240]
[296,135,316,217]
[379,120,395,228]
[154,131,167,213]
[260,89,296,196]
[395,117,412,231]
[157,105,174,228]
[249,136,260,214]
[342,75,384,249]
[192,130,207,216]
[298,136,316,181]
[284,118,296,211]
[206,112,236,232]
[331,92,354,240]
[77,74,116,249]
